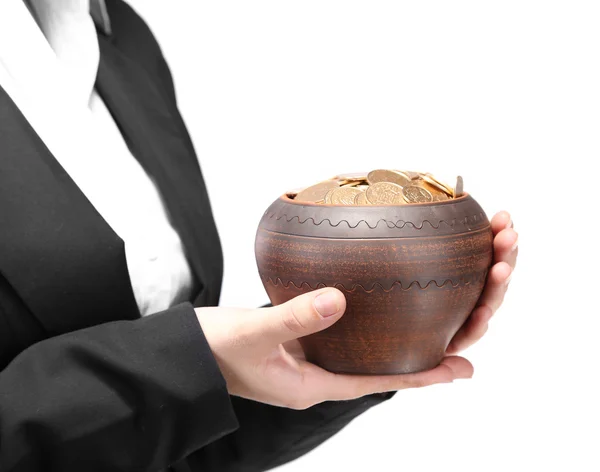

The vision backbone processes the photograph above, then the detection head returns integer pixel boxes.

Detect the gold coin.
[334,172,368,182]
[422,173,453,196]
[324,187,336,204]
[403,185,433,203]
[339,180,363,187]
[330,187,363,205]
[414,180,449,201]
[405,171,421,180]
[454,176,464,197]
[391,193,408,205]
[392,170,413,181]
[295,180,339,203]
[365,182,404,204]
[367,169,411,188]
[354,191,370,205]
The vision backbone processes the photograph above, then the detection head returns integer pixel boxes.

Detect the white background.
[129,1,599,471]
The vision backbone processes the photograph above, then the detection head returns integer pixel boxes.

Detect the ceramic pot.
[255,193,493,374]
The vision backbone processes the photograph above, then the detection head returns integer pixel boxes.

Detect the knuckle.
[281,301,307,335]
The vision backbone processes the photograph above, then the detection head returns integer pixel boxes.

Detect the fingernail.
[505,220,513,229]
[314,292,340,317]
[505,271,513,287]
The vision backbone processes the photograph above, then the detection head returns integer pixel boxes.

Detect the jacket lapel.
[0,86,141,335]
[96,35,224,307]
[0,33,222,336]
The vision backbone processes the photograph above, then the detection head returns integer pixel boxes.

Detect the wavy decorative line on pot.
[264,211,487,230]
[263,272,488,293]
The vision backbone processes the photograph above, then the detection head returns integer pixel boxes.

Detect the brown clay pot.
[255,193,493,375]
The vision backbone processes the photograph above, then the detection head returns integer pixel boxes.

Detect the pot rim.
[281,192,471,208]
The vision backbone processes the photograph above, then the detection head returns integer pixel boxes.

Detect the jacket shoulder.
[104,0,178,103]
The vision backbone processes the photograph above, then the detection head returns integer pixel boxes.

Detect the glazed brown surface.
[255,194,493,374]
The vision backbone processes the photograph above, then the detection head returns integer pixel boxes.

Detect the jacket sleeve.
[0,302,239,472]
[183,392,395,472]
[179,306,397,472]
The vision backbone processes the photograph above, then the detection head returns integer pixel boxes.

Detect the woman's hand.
[196,288,472,410]
[446,210,518,355]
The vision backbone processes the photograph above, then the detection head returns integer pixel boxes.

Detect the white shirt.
[0,0,196,317]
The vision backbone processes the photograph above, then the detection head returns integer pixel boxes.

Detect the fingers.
[491,211,512,235]
[444,217,517,356]
[485,210,518,312]
[302,356,473,404]
[493,226,518,270]
[446,261,512,355]
[252,288,346,346]
[446,305,492,355]
[478,261,512,313]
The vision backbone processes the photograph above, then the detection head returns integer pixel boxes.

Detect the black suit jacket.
[0,2,393,471]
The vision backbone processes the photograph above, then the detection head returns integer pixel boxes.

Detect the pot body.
[255,194,493,374]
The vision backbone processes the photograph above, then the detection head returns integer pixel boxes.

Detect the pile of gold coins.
[290,169,463,205]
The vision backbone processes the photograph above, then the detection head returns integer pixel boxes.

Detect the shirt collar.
[89,0,111,35]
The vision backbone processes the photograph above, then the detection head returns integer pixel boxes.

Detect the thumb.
[254,288,346,345]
